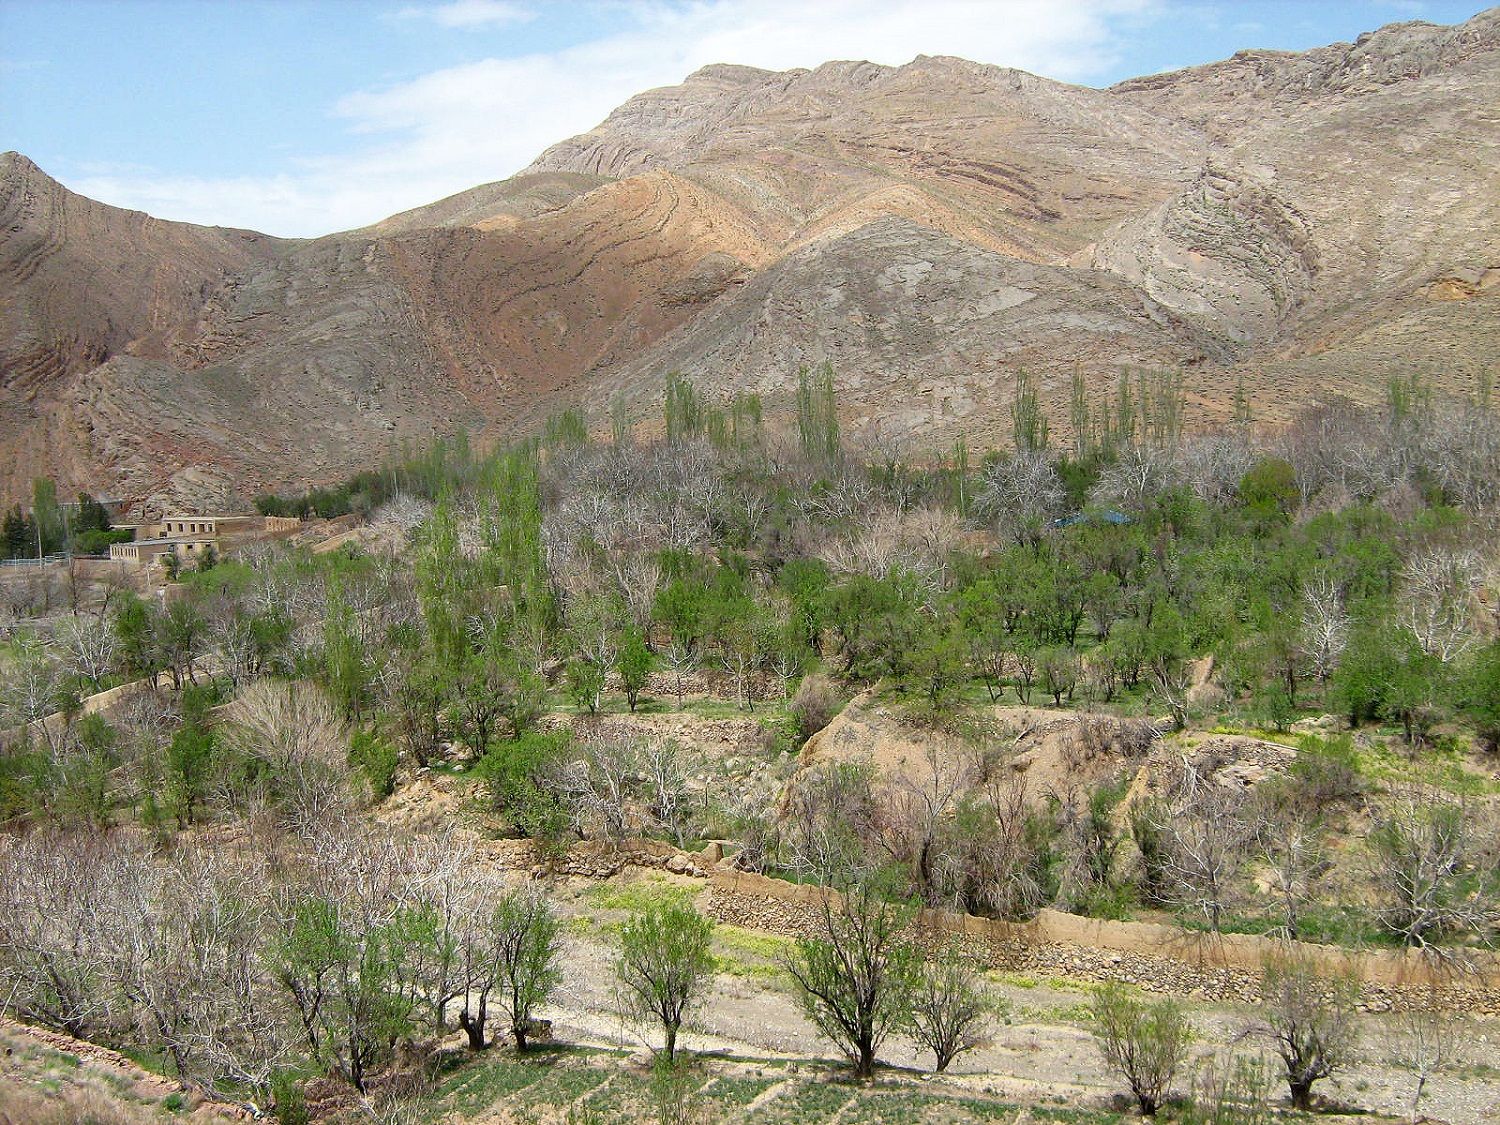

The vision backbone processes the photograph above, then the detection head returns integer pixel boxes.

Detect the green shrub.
[349,729,398,800]
[478,732,572,847]
[271,1071,309,1125]
[1090,981,1192,1116]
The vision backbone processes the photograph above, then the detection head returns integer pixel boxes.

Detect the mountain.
[2,9,1497,510]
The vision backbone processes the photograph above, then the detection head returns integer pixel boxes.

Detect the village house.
[108,512,298,568]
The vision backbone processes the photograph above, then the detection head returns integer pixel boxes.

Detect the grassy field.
[421,1045,1129,1124]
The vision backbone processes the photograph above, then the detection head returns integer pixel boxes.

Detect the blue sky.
[2,1,1490,236]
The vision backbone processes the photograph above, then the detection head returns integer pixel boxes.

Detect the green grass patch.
[115,1044,174,1077]
[712,955,785,983]
[517,1059,613,1107]
[20,1045,85,1073]
[701,1074,779,1107]
[1191,904,1400,949]
[583,873,697,913]
[1290,729,1499,797]
[987,970,1100,996]
[432,1052,551,1113]
[714,924,791,960]
[1207,723,1298,746]
[1354,739,1500,796]
[419,1049,1129,1125]
[744,1078,856,1122]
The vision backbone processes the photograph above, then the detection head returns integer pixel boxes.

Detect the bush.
[271,1072,309,1125]
[348,729,398,801]
[1090,981,1192,1116]
[478,732,572,847]
[1288,737,1365,807]
[791,674,840,741]
[1256,736,1364,823]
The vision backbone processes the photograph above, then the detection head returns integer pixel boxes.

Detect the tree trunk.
[349,1037,365,1093]
[854,1041,875,1079]
[663,1020,678,1062]
[1410,1073,1427,1124]
[458,1004,487,1050]
[1290,1078,1314,1111]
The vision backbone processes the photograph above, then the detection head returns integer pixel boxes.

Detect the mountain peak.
[684,62,773,85]
[1,150,51,185]
[3,11,1497,505]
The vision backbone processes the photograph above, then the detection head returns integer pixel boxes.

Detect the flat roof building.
[109,537,217,565]
[158,515,260,538]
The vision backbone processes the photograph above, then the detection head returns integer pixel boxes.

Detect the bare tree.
[609,551,662,633]
[1367,787,1500,947]
[905,943,995,1073]
[55,613,118,692]
[1178,432,1256,507]
[1394,992,1460,1125]
[1259,951,1359,1111]
[206,601,260,687]
[0,832,123,1038]
[661,639,695,711]
[1092,445,1178,511]
[1400,548,1482,663]
[218,679,353,828]
[0,636,72,748]
[817,505,953,592]
[781,758,879,881]
[108,844,293,1096]
[1149,785,1254,932]
[558,735,639,841]
[1256,812,1331,940]
[1298,577,1348,687]
[975,452,1064,547]
[638,738,691,846]
[717,611,766,712]
[929,772,1059,920]
[875,746,971,904]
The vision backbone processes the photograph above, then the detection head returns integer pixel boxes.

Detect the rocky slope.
[2,9,1497,509]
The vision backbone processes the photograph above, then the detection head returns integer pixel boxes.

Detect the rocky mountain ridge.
[2,9,1497,509]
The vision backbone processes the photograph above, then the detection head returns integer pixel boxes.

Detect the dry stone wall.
[704,868,1500,1015]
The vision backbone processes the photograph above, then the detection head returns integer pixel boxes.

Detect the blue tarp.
[1051,509,1132,529]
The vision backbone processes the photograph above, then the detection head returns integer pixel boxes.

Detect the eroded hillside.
[2,9,1497,508]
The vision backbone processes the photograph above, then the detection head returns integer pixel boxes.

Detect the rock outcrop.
[2,10,1497,507]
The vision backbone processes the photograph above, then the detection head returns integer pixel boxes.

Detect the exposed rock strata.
[2,9,1497,506]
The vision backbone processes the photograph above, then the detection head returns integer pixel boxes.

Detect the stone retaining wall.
[704,868,1500,1015]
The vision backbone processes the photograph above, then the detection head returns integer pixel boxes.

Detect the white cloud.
[68,0,1160,237]
[398,1,535,28]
